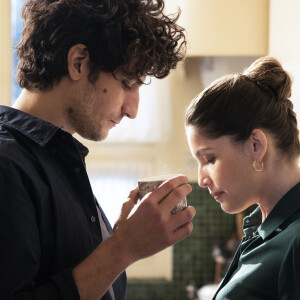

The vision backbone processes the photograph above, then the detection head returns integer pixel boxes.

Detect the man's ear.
[249,129,268,162]
[67,44,89,81]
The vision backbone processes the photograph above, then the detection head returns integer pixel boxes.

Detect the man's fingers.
[121,187,140,219]
[113,187,139,231]
[149,175,189,201]
[158,181,192,213]
[169,206,196,229]
[145,175,190,204]
[137,175,192,218]
[128,186,139,204]
[170,221,194,244]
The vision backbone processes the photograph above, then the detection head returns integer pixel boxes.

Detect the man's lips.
[110,120,121,127]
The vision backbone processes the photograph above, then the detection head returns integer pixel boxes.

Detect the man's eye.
[122,80,132,90]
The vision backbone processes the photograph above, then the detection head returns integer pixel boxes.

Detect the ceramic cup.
[138,174,188,215]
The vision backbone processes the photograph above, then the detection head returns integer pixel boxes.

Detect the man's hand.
[73,175,195,300]
[112,175,196,264]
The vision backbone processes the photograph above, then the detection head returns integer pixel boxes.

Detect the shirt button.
[245,219,250,224]
[90,216,97,223]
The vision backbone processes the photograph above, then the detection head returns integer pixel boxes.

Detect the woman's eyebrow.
[196,147,214,156]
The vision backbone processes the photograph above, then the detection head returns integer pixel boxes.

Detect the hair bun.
[242,56,292,101]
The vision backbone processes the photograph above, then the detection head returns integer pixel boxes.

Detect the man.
[0,0,196,299]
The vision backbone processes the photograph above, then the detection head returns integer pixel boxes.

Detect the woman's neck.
[259,158,300,221]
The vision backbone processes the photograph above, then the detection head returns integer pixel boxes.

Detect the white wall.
[269,0,300,120]
[0,0,11,105]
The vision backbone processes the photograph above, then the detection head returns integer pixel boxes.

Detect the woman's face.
[186,125,258,213]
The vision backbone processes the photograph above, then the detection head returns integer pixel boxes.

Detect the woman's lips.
[210,191,224,201]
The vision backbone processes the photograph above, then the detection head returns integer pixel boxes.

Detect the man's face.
[65,72,144,141]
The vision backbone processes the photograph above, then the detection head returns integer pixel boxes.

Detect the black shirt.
[214,183,300,299]
[0,106,126,299]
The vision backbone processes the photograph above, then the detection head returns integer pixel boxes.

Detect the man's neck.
[13,85,74,134]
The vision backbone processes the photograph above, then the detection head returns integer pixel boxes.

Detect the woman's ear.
[249,129,268,162]
[67,44,89,81]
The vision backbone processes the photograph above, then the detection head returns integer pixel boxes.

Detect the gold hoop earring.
[253,160,264,172]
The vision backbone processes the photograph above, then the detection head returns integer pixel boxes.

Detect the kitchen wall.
[0,0,11,106]
[269,0,300,118]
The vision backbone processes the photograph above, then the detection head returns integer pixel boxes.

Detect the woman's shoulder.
[280,210,300,245]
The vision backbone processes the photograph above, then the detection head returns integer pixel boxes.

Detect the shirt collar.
[243,182,300,240]
[0,105,89,158]
[258,182,300,239]
[243,205,262,238]
[0,105,59,146]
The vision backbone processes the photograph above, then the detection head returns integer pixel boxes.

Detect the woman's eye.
[206,157,215,164]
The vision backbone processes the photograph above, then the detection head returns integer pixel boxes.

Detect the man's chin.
[78,130,107,142]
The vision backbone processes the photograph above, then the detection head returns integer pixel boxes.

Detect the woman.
[185,56,300,299]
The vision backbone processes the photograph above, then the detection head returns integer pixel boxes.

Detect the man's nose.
[122,89,140,119]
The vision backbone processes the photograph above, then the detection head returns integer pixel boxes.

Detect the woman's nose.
[198,167,211,188]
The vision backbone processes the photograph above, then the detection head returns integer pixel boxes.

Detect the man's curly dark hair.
[17,0,186,91]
